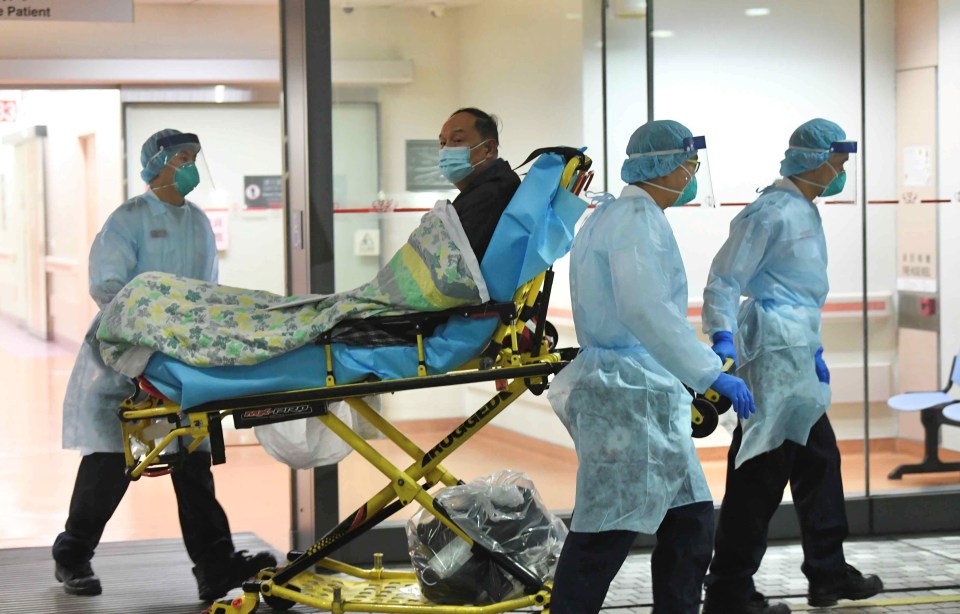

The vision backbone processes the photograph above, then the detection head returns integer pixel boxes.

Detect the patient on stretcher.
[96,108,522,380]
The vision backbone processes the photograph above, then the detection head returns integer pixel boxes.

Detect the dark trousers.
[550,501,714,614]
[705,414,848,601]
[52,452,234,569]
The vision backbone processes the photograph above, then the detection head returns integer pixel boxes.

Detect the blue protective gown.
[702,178,831,468]
[548,185,721,534]
[62,190,217,453]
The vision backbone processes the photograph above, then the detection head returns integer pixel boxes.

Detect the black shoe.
[703,590,791,614]
[230,549,277,582]
[808,564,883,607]
[194,549,278,602]
[55,561,102,596]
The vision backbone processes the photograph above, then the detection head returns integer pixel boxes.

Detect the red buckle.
[137,376,172,402]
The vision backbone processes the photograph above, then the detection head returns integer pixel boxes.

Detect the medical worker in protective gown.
[53,129,275,601]
[701,119,882,613]
[548,120,756,614]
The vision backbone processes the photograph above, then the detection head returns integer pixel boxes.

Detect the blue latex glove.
[711,331,738,368]
[815,346,830,384]
[709,373,756,420]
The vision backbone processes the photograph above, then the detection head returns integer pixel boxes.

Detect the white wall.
[0,89,124,343]
[647,0,865,297]
[331,6,460,209]
[456,0,587,335]
[456,0,585,169]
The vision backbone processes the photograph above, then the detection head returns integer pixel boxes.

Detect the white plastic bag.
[254,401,354,470]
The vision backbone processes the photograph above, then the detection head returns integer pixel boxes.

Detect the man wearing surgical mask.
[438,107,521,261]
[548,120,756,614]
[701,119,882,613]
[54,129,275,602]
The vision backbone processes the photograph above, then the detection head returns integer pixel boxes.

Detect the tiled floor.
[602,535,960,612]
[13,532,960,612]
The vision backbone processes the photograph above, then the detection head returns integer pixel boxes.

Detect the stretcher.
[117,147,593,614]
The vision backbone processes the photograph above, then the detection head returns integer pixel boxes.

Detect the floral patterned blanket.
[97,201,488,377]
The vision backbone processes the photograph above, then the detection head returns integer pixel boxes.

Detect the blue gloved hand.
[709,373,756,420]
[815,346,830,384]
[711,331,738,368]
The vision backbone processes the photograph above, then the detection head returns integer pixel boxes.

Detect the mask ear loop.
[640,163,693,196]
[149,158,183,193]
[470,138,495,171]
[791,160,838,193]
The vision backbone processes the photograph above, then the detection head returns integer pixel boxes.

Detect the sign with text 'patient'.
[0,0,132,22]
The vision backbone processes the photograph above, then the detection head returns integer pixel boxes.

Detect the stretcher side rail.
[317,300,520,382]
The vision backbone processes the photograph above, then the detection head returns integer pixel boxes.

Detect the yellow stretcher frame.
[116,152,594,614]
[121,278,567,614]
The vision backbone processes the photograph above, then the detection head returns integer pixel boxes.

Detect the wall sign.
[244,175,283,210]
[0,101,17,123]
[903,145,932,188]
[0,0,133,23]
[205,210,229,252]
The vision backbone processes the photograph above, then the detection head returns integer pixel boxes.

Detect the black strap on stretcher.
[513,145,592,173]
[318,300,518,346]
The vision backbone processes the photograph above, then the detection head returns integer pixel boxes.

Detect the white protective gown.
[549,185,721,534]
[62,190,217,453]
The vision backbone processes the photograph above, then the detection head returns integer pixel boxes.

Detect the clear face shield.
[146,132,216,198]
[632,135,716,208]
[683,135,716,207]
[790,140,858,206]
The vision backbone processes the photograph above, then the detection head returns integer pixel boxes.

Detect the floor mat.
[0,532,300,614]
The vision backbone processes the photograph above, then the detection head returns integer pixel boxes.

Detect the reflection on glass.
[327,0,960,526]
[649,0,868,501]
[867,0,960,496]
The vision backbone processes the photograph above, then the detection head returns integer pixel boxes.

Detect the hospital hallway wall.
[6,315,960,557]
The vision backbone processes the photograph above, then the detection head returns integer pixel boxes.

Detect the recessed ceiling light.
[650,30,675,38]
[745,7,771,16]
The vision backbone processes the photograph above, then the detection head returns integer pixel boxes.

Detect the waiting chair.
[886,351,960,479]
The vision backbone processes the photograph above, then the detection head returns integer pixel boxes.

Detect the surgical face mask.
[642,165,697,206]
[675,175,698,206]
[821,168,846,197]
[439,140,490,183]
[170,162,200,196]
[793,162,845,198]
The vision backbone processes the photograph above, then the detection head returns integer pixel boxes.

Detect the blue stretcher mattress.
[145,152,586,409]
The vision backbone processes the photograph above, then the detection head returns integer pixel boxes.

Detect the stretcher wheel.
[713,395,732,415]
[691,398,719,438]
[263,594,295,611]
